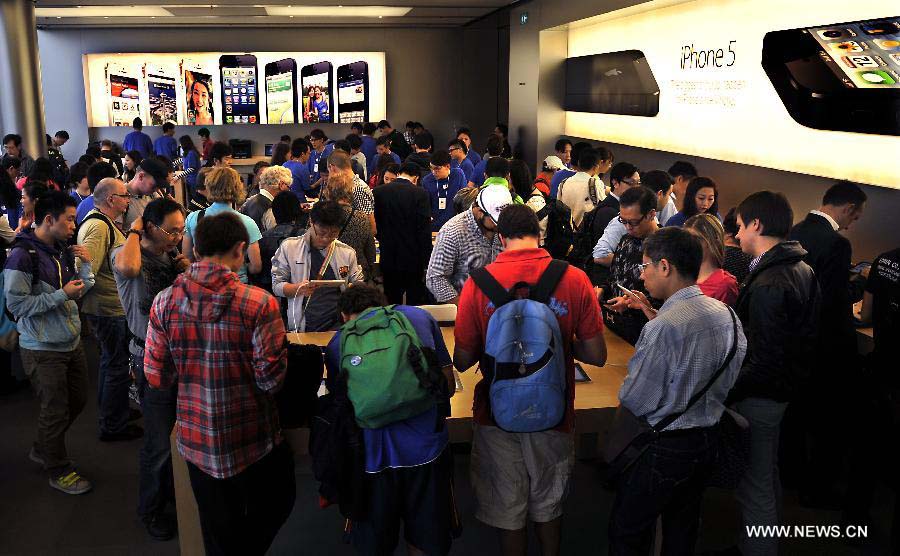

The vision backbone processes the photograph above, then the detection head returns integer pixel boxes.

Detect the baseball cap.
[542,155,565,172]
[138,157,170,189]
[476,184,512,223]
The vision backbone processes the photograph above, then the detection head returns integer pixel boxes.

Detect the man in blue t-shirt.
[307,129,329,186]
[422,150,467,232]
[153,122,179,160]
[325,285,456,556]
[361,122,378,175]
[448,139,475,183]
[122,117,153,159]
[283,138,314,199]
[376,135,402,166]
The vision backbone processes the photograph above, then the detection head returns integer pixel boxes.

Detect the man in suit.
[373,162,433,305]
[787,180,866,508]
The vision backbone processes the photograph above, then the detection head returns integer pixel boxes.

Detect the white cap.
[476,184,513,223]
[542,155,565,172]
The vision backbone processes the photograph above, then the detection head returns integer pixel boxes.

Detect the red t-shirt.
[533,176,551,196]
[455,248,604,433]
[698,268,739,307]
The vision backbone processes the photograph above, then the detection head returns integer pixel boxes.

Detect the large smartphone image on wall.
[337,61,369,123]
[301,61,333,123]
[762,16,900,135]
[564,50,660,116]
[144,63,178,125]
[265,58,298,124]
[220,54,260,125]
[106,63,142,127]
[182,59,215,126]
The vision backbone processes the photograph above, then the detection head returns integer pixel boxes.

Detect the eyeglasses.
[618,213,648,228]
[113,193,138,200]
[448,147,461,153]
[152,224,185,238]
[622,178,641,186]
[637,262,653,273]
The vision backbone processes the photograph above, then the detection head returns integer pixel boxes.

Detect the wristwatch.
[126,229,143,240]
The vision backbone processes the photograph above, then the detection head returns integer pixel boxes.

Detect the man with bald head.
[328,149,376,234]
[79,177,144,442]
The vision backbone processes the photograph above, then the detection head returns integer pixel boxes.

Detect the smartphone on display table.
[181,59,215,126]
[220,54,260,125]
[144,63,178,126]
[337,61,369,123]
[301,61,333,123]
[762,16,900,135]
[264,58,297,124]
[106,63,141,127]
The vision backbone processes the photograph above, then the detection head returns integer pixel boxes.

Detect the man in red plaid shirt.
[144,212,294,555]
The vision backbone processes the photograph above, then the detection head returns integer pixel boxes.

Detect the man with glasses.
[580,162,639,284]
[78,178,144,441]
[422,149,467,232]
[113,198,189,540]
[448,139,475,183]
[122,157,170,230]
[426,184,512,304]
[271,200,364,332]
[307,129,330,190]
[597,186,660,345]
[3,133,35,177]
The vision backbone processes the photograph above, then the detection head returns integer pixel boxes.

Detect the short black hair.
[55,130,69,140]
[509,159,534,201]
[619,186,657,215]
[495,123,508,137]
[577,149,601,172]
[87,161,118,191]
[311,129,327,142]
[350,122,363,133]
[142,197,184,228]
[210,141,232,162]
[375,135,392,148]
[345,134,362,151]
[430,150,451,167]
[195,212,250,257]
[485,135,503,157]
[399,162,422,177]
[34,190,76,225]
[456,126,472,138]
[641,170,674,195]
[290,138,310,157]
[253,160,271,175]
[413,132,433,150]
[554,139,572,152]
[595,145,614,165]
[280,134,291,142]
[338,283,387,317]
[78,154,96,167]
[363,122,377,135]
[162,122,175,133]
[28,157,54,182]
[722,207,739,236]
[138,157,170,188]
[2,134,21,146]
[497,203,540,239]
[822,181,867,207]
[736,191,793,239]
[133,117,143,129]
[682,177,719,219]
[643,227,703,281]
[570,143,591,166]
[69,162,90,186]
[198,128,210,138]
[610,162,639,185]
[668,161,697,180]
[376,120,391,130]
[86,146,103,160]
[485,156,510,178]
[405,121,416,129]
[23,182,48,203]
[332,139,351,154]
[272,191,301,225]
[448,138,467,154]
[310,200,346,228]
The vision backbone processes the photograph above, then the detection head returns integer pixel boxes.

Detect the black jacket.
[240,192,273,233]
[583,194,620,285]
[386,130,411,160]
[372,178,432,273]
[729,241,820,403]
[405,152,432,175]
[788,213,856,360]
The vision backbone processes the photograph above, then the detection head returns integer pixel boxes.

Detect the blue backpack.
[470,260,569,432]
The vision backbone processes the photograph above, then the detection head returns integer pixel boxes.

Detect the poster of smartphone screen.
[184,69,215,126]
[222,65,258,125]
[809,19,900,89]
[110,74,141,127]
[564,0,900,189]
[266,71,296,124]
[147,74,178,126]
[338,78,366,123]
[303,72,331,123]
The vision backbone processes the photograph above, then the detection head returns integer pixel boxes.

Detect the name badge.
[439,198,447,211]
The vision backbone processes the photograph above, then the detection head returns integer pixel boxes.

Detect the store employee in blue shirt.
[448,139,475,183]
[466,135,504,189]
[422,150,467,232]
[284,138,314,199]
[153,122,179,159]
[122,117,153,159]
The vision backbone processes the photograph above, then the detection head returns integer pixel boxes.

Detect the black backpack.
[568,205,600,270]
[72,212,118,267]
[48,148,69,188]
[531,192,574,260]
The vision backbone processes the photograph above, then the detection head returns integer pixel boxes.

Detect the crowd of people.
[0,118,897,556]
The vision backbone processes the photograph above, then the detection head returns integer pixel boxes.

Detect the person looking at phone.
[122,118,153,159]
[609,226,746,555]
[376,120,411,160]
[582,162,640,284]
[111,198,188,540]
[665,177,720,227]
[271,200,364,332]
[597,186,660,345]
[187,80,213,126]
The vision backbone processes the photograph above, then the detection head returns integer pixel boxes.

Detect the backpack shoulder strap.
[198,209,206,221]
[470,267,510,308]
[530,260,569,304]
[79,212,118,261]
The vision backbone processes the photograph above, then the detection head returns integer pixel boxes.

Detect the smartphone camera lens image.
[817,29,850,40]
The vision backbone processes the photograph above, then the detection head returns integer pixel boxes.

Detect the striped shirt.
[425,209,502,303]
[618,286,747,431]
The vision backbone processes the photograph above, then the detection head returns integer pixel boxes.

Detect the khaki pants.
[20,345,89,472]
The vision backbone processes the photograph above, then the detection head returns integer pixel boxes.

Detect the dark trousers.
[20,345,89,472]
[87,315,131,435]
[382,269,430,306]
[187,442,296,556]
[609,427,717,556]
[133,349,177,517]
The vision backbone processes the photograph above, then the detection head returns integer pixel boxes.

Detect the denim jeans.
[133,349,177,517]
[735,398,789,556]
[88,315,131,435]
[608,427,718,556]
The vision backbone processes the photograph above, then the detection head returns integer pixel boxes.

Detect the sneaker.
[143,513,177,541]
[28,446,45,466]
[49,469,92,495]
[99,424,144,442]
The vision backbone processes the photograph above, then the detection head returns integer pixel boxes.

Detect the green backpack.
[340,305,435,429]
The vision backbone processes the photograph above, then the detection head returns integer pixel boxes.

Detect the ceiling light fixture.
[36,6,172,17]
[266,5,409,17]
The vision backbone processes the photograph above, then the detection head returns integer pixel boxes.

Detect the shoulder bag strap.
[530,260,569,304]
[653,307,739,432]
[470,267,510,309]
